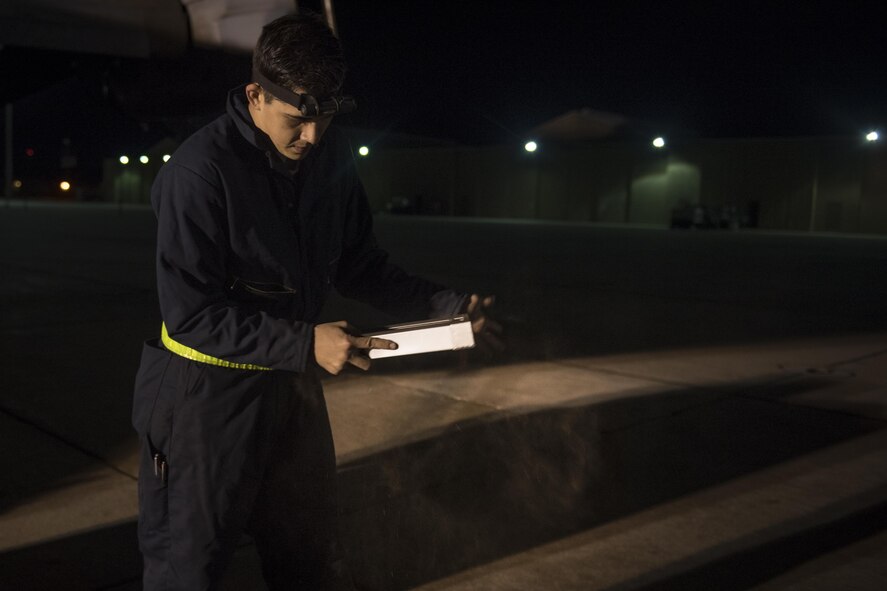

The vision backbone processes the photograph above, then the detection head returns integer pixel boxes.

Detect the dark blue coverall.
[132,87,466,590]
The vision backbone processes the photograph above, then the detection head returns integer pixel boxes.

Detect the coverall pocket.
[132,339,192,464]
[131,339,172,436]
[229,276,298,299]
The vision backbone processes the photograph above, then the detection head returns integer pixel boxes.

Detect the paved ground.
[1,201,886,590]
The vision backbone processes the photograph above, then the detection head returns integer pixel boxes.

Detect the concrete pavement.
[1,202,886,590]
[406,339,887,591]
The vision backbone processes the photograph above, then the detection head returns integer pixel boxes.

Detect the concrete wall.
[355,136,887,233]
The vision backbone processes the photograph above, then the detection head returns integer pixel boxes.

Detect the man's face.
[247,84,333,161]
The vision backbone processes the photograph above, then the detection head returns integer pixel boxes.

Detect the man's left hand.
[467,294,504,354]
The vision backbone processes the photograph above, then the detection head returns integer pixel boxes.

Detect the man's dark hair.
[252,12,346,99]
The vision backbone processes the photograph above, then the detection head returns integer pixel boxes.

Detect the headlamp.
[252,70,356,117]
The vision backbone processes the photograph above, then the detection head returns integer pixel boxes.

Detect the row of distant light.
[523,137,667,152]
[11,130,884,194]
[14,153,171,192]
[119,154,172,165]
[122,132,881,163]
[523,131,881,153]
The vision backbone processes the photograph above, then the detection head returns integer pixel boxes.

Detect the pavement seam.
[551,359,713,390]
[372,375,505,411]
[729,382,887,425]
[827,346,887,369]
[378,367,739,436]
[551,341,887,397]
[599,392,734,434]
[372,366,800,436]
[551,358,799,395]
[732,392,887,425]
[0,405,138,481]
[725,346,887,423]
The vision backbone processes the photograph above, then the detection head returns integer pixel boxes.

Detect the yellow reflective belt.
[160,323,271,371]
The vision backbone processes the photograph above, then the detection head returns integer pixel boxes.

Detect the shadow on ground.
[1,370,882,590]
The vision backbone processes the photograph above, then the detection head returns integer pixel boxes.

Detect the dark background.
[337,0,887,143]
[4,0,887,183]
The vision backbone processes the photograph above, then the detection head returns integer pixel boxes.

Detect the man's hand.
[467,294,504,354]
[314,321,398,375]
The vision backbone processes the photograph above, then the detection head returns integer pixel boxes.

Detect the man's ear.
[245,83,263,108]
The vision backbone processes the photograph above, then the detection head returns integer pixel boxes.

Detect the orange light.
[60,181,71,191]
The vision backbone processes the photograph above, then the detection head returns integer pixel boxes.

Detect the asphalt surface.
[1,200,886,590]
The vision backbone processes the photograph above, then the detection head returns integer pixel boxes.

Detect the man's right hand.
[313,321,398,375]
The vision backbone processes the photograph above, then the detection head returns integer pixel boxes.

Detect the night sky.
[336,0,887,142]
[5,0,887,180]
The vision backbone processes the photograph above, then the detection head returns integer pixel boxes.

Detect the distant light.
[162,154,171,163]
[139,155,149,164]
[60,181,71,191]
[866,130,880,142]
[119,155,130,165]
[25,148,35,157]
[652,137,666,149]
[12,179,22,189]
[524,141,538,153]
[358,146,370,157]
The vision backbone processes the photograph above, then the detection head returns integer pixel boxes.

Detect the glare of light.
[358,146,370,157]
[866,130,879,142]
[119,155,130,165]
[163,154,171,163]
[524,141,538,153]
[139,155,149,164]
[652,137,666,148]
[12,179,22,189]
[60,181,71,191]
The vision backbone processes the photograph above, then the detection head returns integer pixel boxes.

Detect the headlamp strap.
[252,70,356,117]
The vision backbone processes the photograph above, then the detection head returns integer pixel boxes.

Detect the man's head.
[246,12,346,161]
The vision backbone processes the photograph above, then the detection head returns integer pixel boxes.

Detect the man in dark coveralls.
[131,12,496,591]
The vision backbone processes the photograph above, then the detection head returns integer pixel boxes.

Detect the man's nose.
[300,122,318,144]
